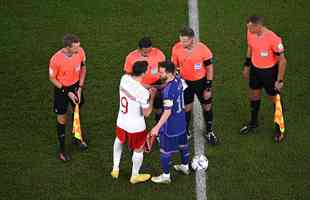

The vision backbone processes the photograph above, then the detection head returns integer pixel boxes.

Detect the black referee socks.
[57,123,66,152]
[203,110,213,132]
[250,100,261,125]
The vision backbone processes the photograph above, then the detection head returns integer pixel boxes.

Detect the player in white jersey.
[111,61,156,184]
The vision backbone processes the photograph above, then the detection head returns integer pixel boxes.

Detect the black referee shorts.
[249,64,278,96]
[184,77,211,105]
[53,81,85,115]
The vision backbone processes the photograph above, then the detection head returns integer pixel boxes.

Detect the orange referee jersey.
[49,47,86,87]
[247,30,285,69]
[124,48,165,85]
[171,41,213,81]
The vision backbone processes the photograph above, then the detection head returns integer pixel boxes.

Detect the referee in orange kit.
[124,37,165,123]
[172,26,218,145]
[49,34,88,161]
[240,15,287,142]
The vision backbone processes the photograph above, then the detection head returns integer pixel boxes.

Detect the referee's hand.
[68,92,78,104]
[242,67,249,80]
[76,87,82,103]
[275,80,284,91]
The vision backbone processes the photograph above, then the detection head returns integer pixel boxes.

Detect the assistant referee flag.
[274,94,285,133]
[72,104,84,142]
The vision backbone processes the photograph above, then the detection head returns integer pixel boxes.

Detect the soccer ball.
[191,154,208,171]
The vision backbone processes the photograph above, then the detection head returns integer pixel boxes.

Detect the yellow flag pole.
[72,104,84,142]
[274,94,285,134]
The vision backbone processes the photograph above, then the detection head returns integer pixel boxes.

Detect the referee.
[171,26,218,145]
[240,15,287,142]
[124,37,165,123]
[49,34,88,161]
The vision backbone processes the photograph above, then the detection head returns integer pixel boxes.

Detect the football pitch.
[1,0,309,199]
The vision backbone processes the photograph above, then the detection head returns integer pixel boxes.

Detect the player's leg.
[130,148,151,184]
[54,87,70,162]
[128,131,150,184]
[195,78,218,144]
[240,67,262,134]
[174,133,190,175]
[111,127,126,179]
[151,133,173,184]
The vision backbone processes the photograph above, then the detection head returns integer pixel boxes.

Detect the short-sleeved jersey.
[171,42,213,81]
[159,76,186,137]
[124,48,165,85]
[49,47,86,86]
[117,74,150,133]
[247,30,285,69]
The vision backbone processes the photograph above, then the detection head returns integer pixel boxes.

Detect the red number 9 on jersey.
[121,96,128,114]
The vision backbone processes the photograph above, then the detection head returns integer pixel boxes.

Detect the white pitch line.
[188,0,208,200]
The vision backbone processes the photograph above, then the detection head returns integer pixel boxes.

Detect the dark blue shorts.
[159,131,188,155]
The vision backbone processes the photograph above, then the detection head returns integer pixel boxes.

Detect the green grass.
[200,0,310,199]
[0,0,309,199]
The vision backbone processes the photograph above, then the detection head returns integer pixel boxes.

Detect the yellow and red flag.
[72,104,84,142]
[274,94,285,134]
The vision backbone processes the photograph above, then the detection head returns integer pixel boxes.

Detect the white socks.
[132,151,143,176]
[112,138,123,171]
[113,138,144,177]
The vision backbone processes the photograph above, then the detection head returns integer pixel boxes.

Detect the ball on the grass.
[191,154,208,171]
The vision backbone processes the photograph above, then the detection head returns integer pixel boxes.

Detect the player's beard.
[160,76,168,83]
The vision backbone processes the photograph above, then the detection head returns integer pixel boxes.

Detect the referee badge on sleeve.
[278,43,284,51]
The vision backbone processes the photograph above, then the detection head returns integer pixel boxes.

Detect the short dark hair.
[159,60,175,74]
[179,26,195,37]
[132,61,148,76]
[138,37,152,49]
[247,15,264,25]
[63,34,80,47]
